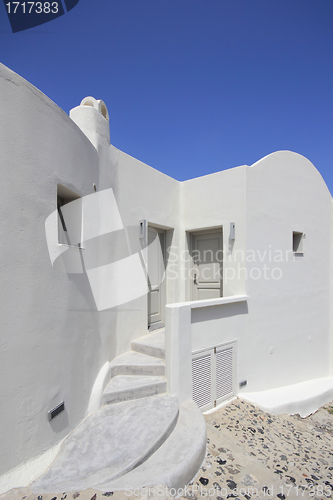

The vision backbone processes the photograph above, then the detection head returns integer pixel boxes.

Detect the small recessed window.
[57,185,81,245]
[293,231,304,255]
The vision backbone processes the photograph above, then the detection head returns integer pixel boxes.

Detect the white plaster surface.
[166,152,333,410]
[32,394,179,493]
[86,361,111,416]
[241,377,333,417]
[165,296,249,403]
[244,151,332,392]
[0,62,181,478]
[86,253,149,310]
[181,166,247,300]
[0,62,111,477]
[165,304,192,403]
[331,201,333,376]
[0,438,65,495]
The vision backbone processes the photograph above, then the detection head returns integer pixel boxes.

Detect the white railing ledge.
[167,294,249,310]
[58,243,85,250]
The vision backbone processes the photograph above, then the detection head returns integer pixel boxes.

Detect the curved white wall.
[244,151,332,391]
[0,63,114,476]
[0,63,182,478]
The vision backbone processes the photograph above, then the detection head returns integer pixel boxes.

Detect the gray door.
[192,231,223,300]
[148,227,166,329]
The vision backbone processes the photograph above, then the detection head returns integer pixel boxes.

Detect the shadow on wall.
[68,273,99,311]
[191,301,249,323]
[49,409,69,434]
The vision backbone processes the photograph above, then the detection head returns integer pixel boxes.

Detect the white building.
[0,62,333,493]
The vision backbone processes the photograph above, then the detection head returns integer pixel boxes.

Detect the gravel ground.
[2,399,333,500]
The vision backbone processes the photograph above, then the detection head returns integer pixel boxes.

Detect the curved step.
[131,330,165,359]
[31,394,179,494]
[102,375,167,405]
[95,399,207,492]
[110,351,165,376]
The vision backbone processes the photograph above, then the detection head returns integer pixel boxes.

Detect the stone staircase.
[103,329,167,405]
[32,329,206,494]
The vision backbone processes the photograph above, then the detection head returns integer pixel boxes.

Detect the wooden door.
[148,227,166,329]
[192,231,223,300]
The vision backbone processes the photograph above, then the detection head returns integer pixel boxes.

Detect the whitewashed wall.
[0,63,105,476]
[181,166,247,299]
[0,63,182,479]
[244,151,332,391]
[105,146,180,355]
[330,201,333,376]
[178,152,332,398]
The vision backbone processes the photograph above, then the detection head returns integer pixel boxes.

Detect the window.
[57,185,81,246]
[292,231,304,255]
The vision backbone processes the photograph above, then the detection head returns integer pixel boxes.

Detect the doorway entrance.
[191,229,223,300]
[148,226,166,330]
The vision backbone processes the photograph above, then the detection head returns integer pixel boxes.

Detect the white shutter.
[216,346,234,403]
[192,349,214,411]
[192,341,236,412]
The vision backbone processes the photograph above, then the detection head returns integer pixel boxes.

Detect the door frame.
[147,225,167,331]
[189,227,223,301]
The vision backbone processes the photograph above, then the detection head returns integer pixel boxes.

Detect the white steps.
[131,329,165,359]
[32,394,179,493]
[110,350,165,377]
[31,329,207,493]
[102,375,167,405]
[105,330,166,405]
[95,399,207,492]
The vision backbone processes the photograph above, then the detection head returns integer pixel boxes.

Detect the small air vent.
[48,401,65,421]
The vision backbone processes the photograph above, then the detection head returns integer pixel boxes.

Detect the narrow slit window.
[57,185,81,246]
[293,231,304,255]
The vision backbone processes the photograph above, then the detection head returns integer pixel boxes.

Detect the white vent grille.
[192,353,212,408]
[216,347,233,400]
[192,341,236,412]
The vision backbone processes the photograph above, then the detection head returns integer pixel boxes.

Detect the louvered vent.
[192,353,212,408]
[216,347,233,400]
[192,341,236,412]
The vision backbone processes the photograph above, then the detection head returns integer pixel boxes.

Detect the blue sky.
[1,0,333,190]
